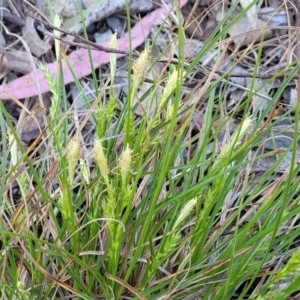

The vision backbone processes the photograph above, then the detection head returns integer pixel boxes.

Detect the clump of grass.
[1,3,300,300]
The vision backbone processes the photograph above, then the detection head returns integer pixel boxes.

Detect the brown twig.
[0,9,25,27]
[292,0,300,103]
[160,59,298,80]
[196,64,298,79]
[25,9,131,56]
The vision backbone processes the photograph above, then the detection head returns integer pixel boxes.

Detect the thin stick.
[292,0,300,102]
[25,9,131,55]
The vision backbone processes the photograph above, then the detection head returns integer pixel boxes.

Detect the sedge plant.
[1,2,300,300]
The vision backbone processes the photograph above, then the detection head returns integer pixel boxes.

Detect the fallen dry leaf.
[240,0,258,30]
[0,49,39,74]
[20,104,49,145]
[39,0,157,31]
[22,17,51,58]
[80,0,155,29]
[228,16,272,47]
[0,0,188,100]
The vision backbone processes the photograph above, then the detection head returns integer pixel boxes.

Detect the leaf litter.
[1,0,300,298]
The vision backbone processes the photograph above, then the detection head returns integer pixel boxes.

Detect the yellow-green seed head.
[53,14,62,58]
[158,69,186,113]
[67,137,80,162]
[161,69,179,103]
[173,198,197,230]
[220,117,252,157]
[118,144,133,184]
[8,130,17,166]
[94,139,110,185]
[110,32,118,49]
[132,48,150,83]
[67,137,81,184]
[166,105,174,121]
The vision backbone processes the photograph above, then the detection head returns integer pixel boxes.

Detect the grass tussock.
[1,2,300,300]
